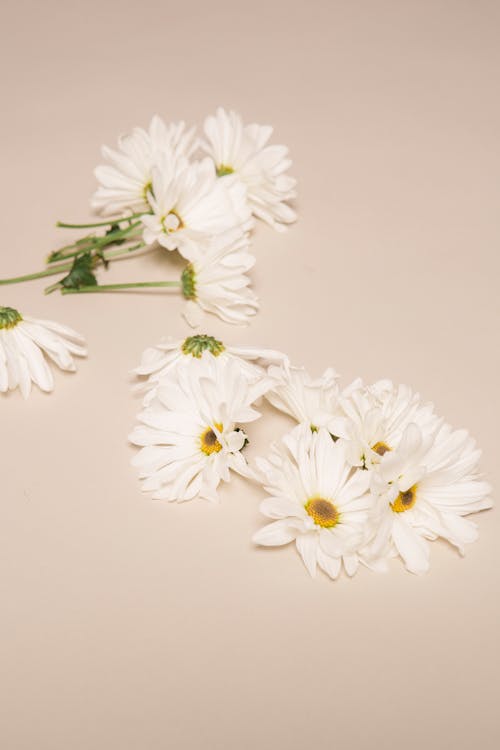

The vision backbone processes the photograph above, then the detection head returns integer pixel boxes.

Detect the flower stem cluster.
[0,109,297,326]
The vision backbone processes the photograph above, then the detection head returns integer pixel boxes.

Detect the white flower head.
[180,227,258,326]
[129,356,272,502]
[253,426,378,579]
[331,380,439,469]
[133,333,288,404]
[140,155,252,259]
[0,306,87,398]
[369,421,493,575]
[92,115,198,216]
[265,365,343,431]
[202,107,297,231]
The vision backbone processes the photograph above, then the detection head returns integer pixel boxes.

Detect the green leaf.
[60,253,98,290]
[105,223,126,246]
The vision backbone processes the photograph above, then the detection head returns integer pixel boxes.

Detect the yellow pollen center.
[216,164,234,177]
[391,485,418,513]
[372,441,391,457]
[200,423,223,456]
[305,497,339,528]
[162,210,184,233]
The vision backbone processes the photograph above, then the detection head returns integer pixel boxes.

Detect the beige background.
[1,1,499,748]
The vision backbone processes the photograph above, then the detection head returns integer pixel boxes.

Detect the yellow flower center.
[161,210,184,233]
[391,485,418,513]
[216,164,234,177]
[305,497,339,528]
[372,441,391,456]
[200,423,223,456]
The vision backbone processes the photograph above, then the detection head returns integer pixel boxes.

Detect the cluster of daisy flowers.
[0,108,296,327]
[130,333,492,578]
[0,107,492,580]
[0,309,492,577]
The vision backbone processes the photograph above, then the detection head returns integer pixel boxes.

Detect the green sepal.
[0,306,22,329]
[181,335,225,358]
[181,264,196,299]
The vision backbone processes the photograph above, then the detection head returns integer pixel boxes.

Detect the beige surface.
[1,1,499,748]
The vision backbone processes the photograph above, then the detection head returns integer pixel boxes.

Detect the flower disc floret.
[181,335,225,358]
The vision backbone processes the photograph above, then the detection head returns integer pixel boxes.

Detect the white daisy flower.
[0,306,87,398]
[133,333,288,404]
[140,155,252,259]
[92,115,198,216]
[331,380,439,469]
[265,365,344,431]
[180,227,258,326]
[129,356,272,502]
[369,421,493,575]
[253,426,377,579]
[202,107,297,231]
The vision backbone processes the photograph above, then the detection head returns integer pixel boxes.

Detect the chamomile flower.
[180,227,258,326]
[253,426,377,579]
[129,357,272,502]
[202,107,297,231]
[92,115,198,216]
[140,155,252,259]
[133,333,288,403]
[331,380,439,469]
[369,422,493,574]
[0,306,87,398]
[265,365,344,431]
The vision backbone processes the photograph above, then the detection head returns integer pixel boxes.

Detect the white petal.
[392,516,430,575]
[253,519,299,546]
[183,300,204,328]
[296,533,318,577]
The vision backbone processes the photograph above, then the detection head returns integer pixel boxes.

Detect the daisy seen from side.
[0,305,87,398]
[180,227,258,326]
[132,333,288,403]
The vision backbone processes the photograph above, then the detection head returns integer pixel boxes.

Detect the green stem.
[44,280,64,295]
[50,234,144,265]
[0,260,73,285]
[48,222,142,263]
[61,281,182,294]
[47,235,97,263]
[43,242,147,295]
[56,212,147,229]
[93,221,142,245]
[103,242,146,260]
